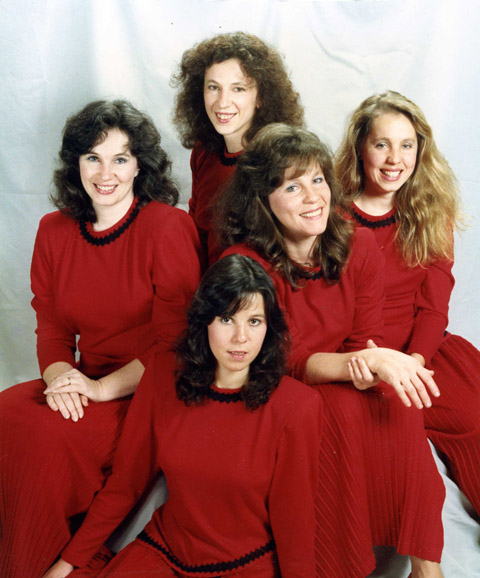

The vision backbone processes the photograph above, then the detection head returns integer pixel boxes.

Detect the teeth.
[97,185,116,192]
[301,208,323,218]
[217,113,234,120]
[382,170,401,178]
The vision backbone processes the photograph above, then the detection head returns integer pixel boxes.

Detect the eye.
[233,86,246,92]
[375,142,387,149]
[206,84,219,91]
[115,157,128,164]
[402,142,414,149]
[285,184,299,193]
[313,176,324,184]
[85,155,99,162]
[249,318,262,326]
[220,316,232,324]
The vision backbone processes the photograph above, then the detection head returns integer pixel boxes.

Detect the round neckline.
[350,203,396,229]
[79,197,143,246]
[219,146,243,167]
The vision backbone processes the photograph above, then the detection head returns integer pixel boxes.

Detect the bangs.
[220,292,258,318]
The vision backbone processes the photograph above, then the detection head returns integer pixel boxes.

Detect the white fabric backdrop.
[1,0,479,388]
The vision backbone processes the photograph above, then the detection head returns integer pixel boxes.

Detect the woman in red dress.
[218,123,445,578]
[43,254,322,578]
[0,100,202,578]
[336,89,480,519]
[171,31,304,265]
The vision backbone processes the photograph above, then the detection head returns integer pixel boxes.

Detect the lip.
[228,351,248,360]
[300,207,324,219]
[380,169,402,181]
[215,112,236,124]
[94,184,118,195]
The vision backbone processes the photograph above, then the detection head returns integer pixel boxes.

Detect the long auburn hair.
[171,31,304,153]
[335,90,465,265]
[52,99,178,223]
[216,123,353,287]
[175,254,289,411]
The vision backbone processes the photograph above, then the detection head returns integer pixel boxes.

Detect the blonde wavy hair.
[335,90,465,266]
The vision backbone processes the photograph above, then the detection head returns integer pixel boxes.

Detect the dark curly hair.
[171,31,304,153]
[216,123,353,287]
[51,99,179,222]
[175,254,289,411]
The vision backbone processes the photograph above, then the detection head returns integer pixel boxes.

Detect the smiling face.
[79,128,139,219]
[268,165,331,263]
[204,58,259,153]
[360,112,418,203]
[208,292,267,389]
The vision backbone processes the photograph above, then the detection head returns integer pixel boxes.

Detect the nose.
[303,184,320,203]
[233,323,247,343]
[99,162,113,180]
[387,147,401,164]
[218,89,231,108]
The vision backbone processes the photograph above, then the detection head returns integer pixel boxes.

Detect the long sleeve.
[268,392,323,577]
[31,215,77,373]
[406,257,454,364]
[139,208,202,367]
[60,354,173,567]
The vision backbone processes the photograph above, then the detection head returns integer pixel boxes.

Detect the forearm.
[43,361,75,387]
[97,358,145,401]
[304,352,356,385]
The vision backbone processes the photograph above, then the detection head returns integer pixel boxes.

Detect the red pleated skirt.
[425,333,480,515]
[313,382,445,578]
[0,378,130,578]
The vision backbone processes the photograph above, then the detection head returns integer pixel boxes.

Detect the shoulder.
[221,244,272,273]
[138,202,197,233]
[36,210,76,241]
[349,227,382,264]
[268,375,321,422]
[190,141,215,169]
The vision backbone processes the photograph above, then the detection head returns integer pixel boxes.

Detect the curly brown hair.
[52,99,179,223]
[335,90,465,265]
[216,123,353,287]
[171,31,304,153]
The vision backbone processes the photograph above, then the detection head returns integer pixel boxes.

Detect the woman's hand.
[45,391,88,421]
[43,369,105,417]
[356,341,440,409]
[42,558,74,578]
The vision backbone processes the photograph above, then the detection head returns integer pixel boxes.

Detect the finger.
[46,394,59,412]
[388,379,412,408]
[409,375,433,408]
[81,394,89,407]
[366,339,378,349]
[400,379,424,409]
[419,369,440,397]
[355,357,375,382]
[53,394,72,420]
[60,393,79,422]
[71,392,84,419]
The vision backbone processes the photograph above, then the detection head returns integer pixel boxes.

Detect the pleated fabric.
[313,382,446,578]
[0,379,130,578]
[70,539,281,578]
[425,333,480,515]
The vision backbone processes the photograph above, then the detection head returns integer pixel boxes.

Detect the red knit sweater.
[61,352,322,577]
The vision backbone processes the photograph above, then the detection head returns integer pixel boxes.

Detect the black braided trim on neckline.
[79,201,143,246]
[293,267,323,282]
[138,530,275,574]
[219,147,240,167]
[205,388,243,403]
[349,207,396,230]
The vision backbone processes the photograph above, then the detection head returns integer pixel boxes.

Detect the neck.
[214,366,248,390]
[92,196,134,231]
[223,135,243,154]
[284,237,316,267]
[356,190,395,216]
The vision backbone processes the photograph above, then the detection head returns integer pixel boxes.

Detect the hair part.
[216,123,353,286]
[175,254,288,410]
[51,99,179,222]
[171,31,304,153]
[335,90,466,265]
